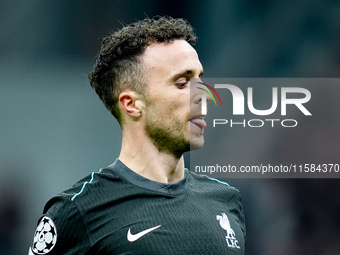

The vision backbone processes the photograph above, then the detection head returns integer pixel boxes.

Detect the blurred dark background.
[1,0,340,254]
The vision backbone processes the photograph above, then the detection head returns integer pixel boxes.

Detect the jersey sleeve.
[28,195,90,255]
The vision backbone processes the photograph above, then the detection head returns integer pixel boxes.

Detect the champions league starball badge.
[29,216,57,254]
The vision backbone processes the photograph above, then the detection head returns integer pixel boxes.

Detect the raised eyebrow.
[171,70,193,81]
[171,70,203,81]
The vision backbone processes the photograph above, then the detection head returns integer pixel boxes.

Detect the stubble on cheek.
[144,101,190,157]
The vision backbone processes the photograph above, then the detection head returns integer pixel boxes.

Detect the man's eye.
[176,82,188,89]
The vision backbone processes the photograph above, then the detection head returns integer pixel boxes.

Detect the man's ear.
[119,90,145,118]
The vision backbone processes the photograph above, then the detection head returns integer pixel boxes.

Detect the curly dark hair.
[89,16,197,125]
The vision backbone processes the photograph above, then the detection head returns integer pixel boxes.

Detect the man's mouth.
[189,116,207,129]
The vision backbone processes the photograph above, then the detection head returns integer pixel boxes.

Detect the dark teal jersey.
[29,159,246,255]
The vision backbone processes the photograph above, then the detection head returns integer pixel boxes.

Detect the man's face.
[141,39,206,156]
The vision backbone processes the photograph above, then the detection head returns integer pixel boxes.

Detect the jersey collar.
[108,159,189,195]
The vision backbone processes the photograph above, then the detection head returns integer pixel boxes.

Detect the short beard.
[144,101,190,158]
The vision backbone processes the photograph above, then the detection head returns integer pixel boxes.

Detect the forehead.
[142,40,202,79]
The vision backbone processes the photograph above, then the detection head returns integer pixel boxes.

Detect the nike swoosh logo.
[127,225,161,242]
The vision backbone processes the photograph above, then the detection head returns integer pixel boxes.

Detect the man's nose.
[196,82,213,103]
[191,79,213,103]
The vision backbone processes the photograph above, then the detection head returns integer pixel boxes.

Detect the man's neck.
[118,129,185,184]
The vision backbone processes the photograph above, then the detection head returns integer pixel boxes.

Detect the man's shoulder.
[43,167,125,213]
[187,170,242,204]
[29,168,117,255]
[188,170,238,191]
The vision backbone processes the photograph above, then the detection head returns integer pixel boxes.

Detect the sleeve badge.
[29,216,57,254]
